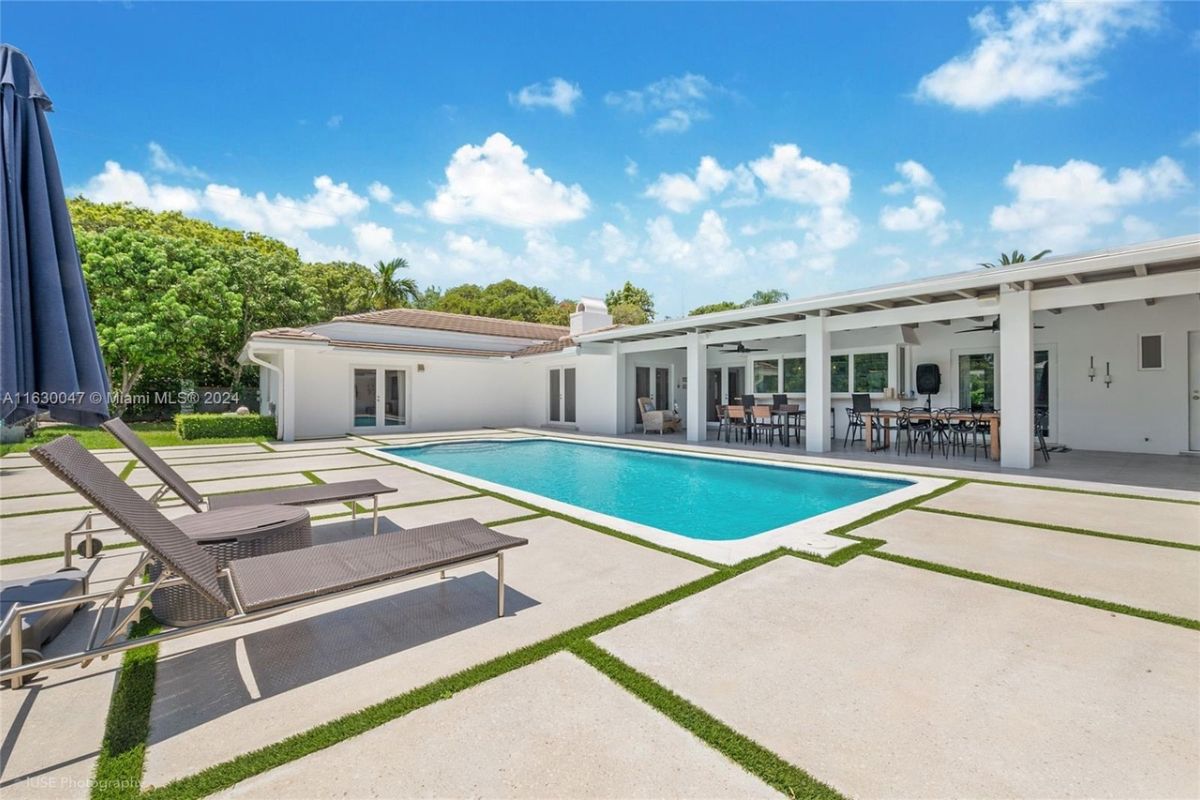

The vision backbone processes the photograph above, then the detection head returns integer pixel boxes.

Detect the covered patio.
[578,236,1200,476]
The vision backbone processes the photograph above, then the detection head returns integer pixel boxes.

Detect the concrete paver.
[594,556,1200,800]
[142,516,712,786]
[215,652,779,800]
[868,509,1200,618]
[922,481,1200,545]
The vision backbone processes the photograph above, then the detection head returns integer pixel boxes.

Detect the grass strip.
[965,477,1200,506]
[570,640,844,799]
[308,493,483,522]
[914,506,1200,551]
[0,540,141,566]
[118,460,138,482]
[867,550,1200,630]
[135,550,781,800]
[91,613,162,800]
[485,512,546,527]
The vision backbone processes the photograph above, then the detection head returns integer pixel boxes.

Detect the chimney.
[570,297,613,336]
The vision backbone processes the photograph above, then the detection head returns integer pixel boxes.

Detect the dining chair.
[725,404,748,443]
[1034,408,1051,462]
[751,405,780,445]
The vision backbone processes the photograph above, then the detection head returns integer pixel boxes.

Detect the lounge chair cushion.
[208,479,396,511]
[226,519,527,612]
[1,570,87,662]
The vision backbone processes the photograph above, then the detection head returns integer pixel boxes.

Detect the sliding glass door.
[548,367,576,424]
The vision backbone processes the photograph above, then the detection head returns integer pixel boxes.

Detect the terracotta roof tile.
[252,328,331,342]
[333,308,569,340]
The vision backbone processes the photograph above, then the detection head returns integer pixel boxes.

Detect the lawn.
[0,422,271,456]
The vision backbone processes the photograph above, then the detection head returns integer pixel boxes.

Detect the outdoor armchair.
[637,397,680,435]
[2,435,527,689]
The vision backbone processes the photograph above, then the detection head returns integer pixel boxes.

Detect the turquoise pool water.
[383,439,911,541]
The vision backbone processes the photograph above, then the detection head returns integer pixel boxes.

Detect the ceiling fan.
[712,342,769,353]
[955,317,1044,334]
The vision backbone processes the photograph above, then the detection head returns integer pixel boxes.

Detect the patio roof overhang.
[577,235,1200,351]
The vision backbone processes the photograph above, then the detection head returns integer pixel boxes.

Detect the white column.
[281,348,296,442]
[685,331,706,442]
[999,284,1034,469]
[608,349,626,435]
[806,313,831,453]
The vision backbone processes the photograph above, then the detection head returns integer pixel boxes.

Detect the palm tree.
[979,249,1052,269]
[373,258,419,309]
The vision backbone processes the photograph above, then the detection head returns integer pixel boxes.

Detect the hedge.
[174,413,276,440]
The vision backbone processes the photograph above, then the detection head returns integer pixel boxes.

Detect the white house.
[242,235,1200,469]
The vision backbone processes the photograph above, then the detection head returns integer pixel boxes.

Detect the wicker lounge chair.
[100,418,397,535]
[1,436,527,689]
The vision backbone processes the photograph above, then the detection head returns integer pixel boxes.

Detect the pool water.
[384,439,910,541]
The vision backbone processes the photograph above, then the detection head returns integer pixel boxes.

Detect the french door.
[549,367,576,424]
[633,365,670,426]
[352,367,407,430]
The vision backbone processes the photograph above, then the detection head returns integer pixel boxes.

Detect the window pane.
[957,353,995,410]
[753,359,779,393]
[853,352,889,393]
[564,368,576,423]
[782,357,806,393]
[383,370,404,426]
[1140,335,1162,369]
[353,369,376,427]
[830,355,849,393]
[549,369,560,422]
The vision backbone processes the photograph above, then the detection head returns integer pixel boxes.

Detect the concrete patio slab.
[594,556,1200,800]
[310,464,474,504]
[1,491,90,517]
[0,504,192,559]
[139,472,314,499]
[215,652,778,800]
[0,550,150,799]
[921,481,1200,545]
[125,451,379,485]
[265,438,367,451]
[867,509,1200,619]
[142,516,712,786]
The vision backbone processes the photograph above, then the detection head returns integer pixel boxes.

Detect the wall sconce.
[1087,356,1095,383]
[417,364,425,372]
[1104,361,1112,388]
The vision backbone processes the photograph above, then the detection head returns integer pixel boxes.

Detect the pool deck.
[1,428,1197,799]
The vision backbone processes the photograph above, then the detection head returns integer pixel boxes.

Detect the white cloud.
[203,175,369,239]
[352,222,400,264]
[1184,130,1200,147]
[917,0,1159,110]
[510,78,583,115]
[796,206,860,253]
[883,159,936,195]
[367,181,394,203]
[605,73,722,134]
[645,210,746,276]
[593,222,636,264]
[147,142,207,180]
[749,144,851,207]
[81,161,201,213]
[426,132,590,228]
[326,114,343,129]
[644,156,757,213]
[391,200,421,217]
[624,158,639,178]
[879,162,956,245]
[990,156,1189,249]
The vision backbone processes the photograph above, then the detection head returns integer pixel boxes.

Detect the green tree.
[374,258,419,309]
[412,285,444,310]
[435,283,485,316]
[298,261,378,319]
[688,300,741,316]
[609,302,649,326]
[77,227,233,412]
[605,281,654,321]
[745,288,789,306]
[537,299,575,326]
[433,279,558,322]
[979,249,1051,269]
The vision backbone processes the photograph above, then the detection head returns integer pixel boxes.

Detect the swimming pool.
[380,438,913,542]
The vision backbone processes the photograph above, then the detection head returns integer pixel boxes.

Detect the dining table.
[861,409,1002,461]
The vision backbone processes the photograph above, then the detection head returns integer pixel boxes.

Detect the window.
[782,357,806,393]
[753,359,779,393]
[958,353,995,410]
[853,352,889,393]
[1139,334,1163,370]
[830,355,849,393]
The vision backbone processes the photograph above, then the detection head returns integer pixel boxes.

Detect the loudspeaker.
[915,363,941,395]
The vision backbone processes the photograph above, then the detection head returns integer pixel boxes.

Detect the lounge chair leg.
[9,616,23,689]
[496,552,505,617]
[352,504,357,521]
[372,495,379,536]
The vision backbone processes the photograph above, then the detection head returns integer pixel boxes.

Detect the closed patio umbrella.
[1,44,109,427]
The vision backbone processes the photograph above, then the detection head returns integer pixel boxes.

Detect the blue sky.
[8,1,1200,316]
